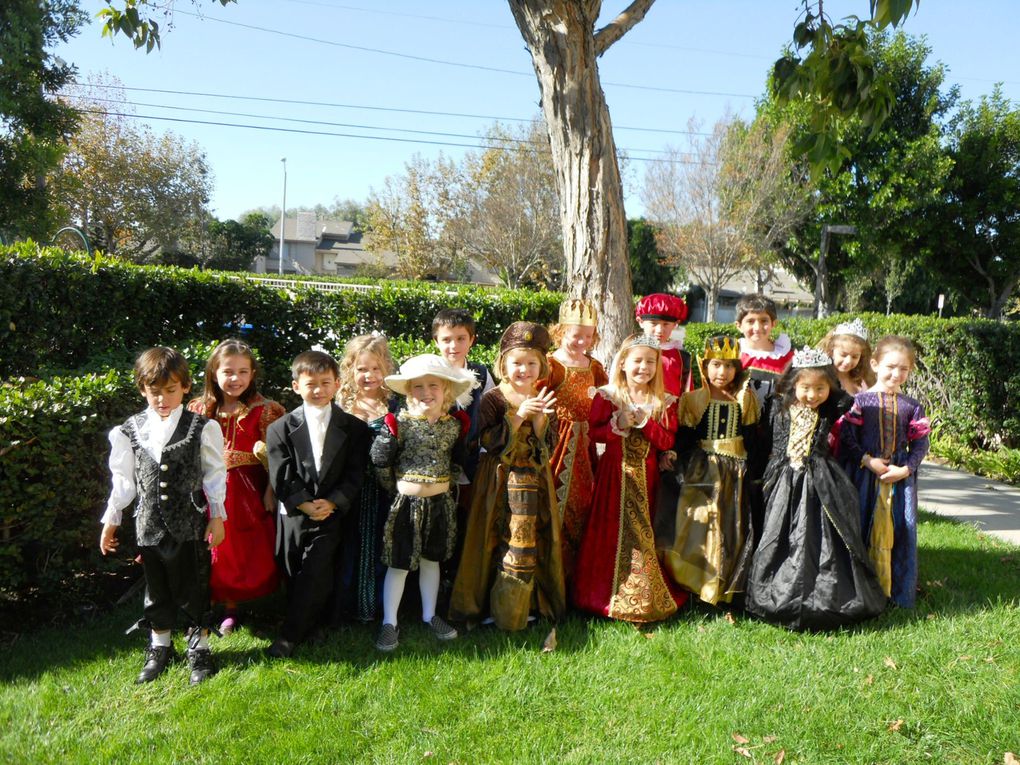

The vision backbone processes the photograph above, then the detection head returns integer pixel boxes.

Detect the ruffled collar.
[739,333,791,359]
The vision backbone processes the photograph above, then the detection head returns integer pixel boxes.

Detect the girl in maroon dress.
[573,334,684,622]
[189,339,285,634]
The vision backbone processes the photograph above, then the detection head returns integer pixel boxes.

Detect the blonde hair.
[818,330,875,387]
[494,346,549,383]
[607,335,667,422]
[337,334,395,411]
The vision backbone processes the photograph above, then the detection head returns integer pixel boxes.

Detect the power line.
[75,108,715,165]
[83,84,716,138]
[62,94,695,158]
[174,9,757,100]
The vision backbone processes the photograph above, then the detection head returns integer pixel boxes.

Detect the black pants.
[140,537,211,631]
[277,511,342,643]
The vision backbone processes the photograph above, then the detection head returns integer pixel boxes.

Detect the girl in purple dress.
[840,336,930,608]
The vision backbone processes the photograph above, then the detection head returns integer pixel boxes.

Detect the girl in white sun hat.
[370,354,478,652]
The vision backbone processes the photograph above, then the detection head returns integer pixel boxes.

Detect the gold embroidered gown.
[573,390,685,622]
[655,386,760,605]
[542,355,608,585]
[449,388,566,630]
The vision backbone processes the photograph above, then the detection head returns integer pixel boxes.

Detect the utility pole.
[816,224,856,318]
[279,157,287,275]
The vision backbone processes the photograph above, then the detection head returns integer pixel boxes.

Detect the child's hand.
[865,456,889,477]
[880,464,910,484]
[405,398,428,417]
[518,387,556,419]
[205,517,226,549]
[298,499,335,522]
[99,523,119,555]
[658,451,676,472]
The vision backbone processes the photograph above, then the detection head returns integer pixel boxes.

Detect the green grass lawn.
[2,511,1018,765]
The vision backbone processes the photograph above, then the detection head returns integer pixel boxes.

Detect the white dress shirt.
[303,402,332,475]
[102,405,227,526]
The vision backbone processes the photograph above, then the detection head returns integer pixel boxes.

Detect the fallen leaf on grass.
[642,632,655,639]
[774,749,786,764]
[958,654,972,662]
[724,612,737,625]
[423,752,434,758]
[883,656,898,670]
[731,733,750,744]
[1005,753,1019,765]
[697,625,706,633]
[541,627,557,653]
[763,735,777,743]
[925,579,945,588]
[733,746,753,758]
[985,656,996,664]
[888,719,904,732]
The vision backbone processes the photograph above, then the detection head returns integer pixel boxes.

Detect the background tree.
[448,121,562,289]
[763,32,955,315]
[627,218,673,297]
[365,154,466,281]
[198,211,273,271]
[53,94,212,262]
[926,88,1020,319]
[0,0,87,241]
[643,116,810,321]
[99,0,921,345]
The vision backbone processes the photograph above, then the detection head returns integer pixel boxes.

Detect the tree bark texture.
[508,0,653,360]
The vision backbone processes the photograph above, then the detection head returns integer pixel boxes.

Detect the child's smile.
[215,354,253,403]
[504,349,541,390]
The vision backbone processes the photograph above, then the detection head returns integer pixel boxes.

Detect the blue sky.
[56,1,1020,221]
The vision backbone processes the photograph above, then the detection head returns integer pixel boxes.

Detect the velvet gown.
[188,395,285,603]
[746,395,887,630]
[573,390,685,622]
[839,390,930,608]
[542,355,608,586]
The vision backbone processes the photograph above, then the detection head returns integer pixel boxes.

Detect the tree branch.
[594,0,657,56]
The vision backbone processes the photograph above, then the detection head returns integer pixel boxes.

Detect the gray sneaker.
[428,615,458,641]
[375,623,399,652]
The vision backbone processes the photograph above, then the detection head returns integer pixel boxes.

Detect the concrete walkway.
[918,461,1020,546]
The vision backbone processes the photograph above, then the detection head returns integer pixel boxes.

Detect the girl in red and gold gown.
[541,299,608,588]
[573,334,685,622]
[189,339,285,633]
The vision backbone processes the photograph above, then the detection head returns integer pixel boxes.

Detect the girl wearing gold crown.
[655,335,760,606]
[541,299,609,589]
[572,333,684,622]
[745,347,886,630]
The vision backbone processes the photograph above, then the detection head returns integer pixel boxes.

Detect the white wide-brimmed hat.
[384,354,479,408]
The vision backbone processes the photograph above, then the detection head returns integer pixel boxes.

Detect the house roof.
[271,214,354,243]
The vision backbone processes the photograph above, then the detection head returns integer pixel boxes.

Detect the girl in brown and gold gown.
[450,322,566,631]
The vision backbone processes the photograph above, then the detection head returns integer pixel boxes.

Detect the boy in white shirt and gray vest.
[100,347,227,685]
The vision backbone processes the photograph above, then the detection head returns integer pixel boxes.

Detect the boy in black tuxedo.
[266,350,369,657]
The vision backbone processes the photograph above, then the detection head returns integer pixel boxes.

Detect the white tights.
[382,558,441,627]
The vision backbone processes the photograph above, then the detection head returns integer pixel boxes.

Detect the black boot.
[187,632,218,685]
[136,645,176,684]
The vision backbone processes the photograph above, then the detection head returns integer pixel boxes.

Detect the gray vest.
[121,409,209,546]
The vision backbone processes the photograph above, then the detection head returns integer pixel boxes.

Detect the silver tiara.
[832,317,868,341]
[626,334,661,351]
[793,346,832,368]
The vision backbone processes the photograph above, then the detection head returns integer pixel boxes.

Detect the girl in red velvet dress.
[189,339,285,633]
[573,334,684,622]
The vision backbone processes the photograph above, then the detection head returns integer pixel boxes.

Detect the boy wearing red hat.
[635,293,694,396]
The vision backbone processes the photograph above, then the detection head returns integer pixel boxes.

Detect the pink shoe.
[219,615,239,635]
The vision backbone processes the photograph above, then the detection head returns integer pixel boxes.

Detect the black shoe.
[265,638,295,659]
[187,647,217,685]
[136,645,176,684]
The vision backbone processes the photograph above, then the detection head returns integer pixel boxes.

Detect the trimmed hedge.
[3,244,1020,600]
[0,244,559,388]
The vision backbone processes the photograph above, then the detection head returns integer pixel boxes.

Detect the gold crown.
[558,299,598,328]
[702,336,741,361]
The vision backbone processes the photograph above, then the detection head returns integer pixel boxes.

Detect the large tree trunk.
[508,1,653,359]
